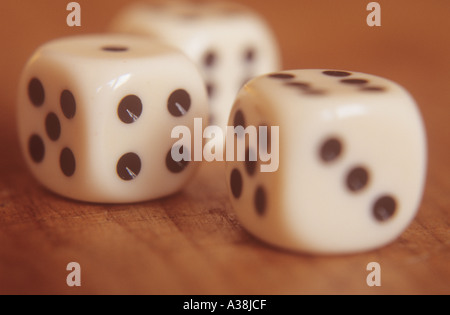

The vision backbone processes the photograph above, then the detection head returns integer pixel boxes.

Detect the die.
[17,34,208,203]
[110,0,281,132]
[226,69,427,254]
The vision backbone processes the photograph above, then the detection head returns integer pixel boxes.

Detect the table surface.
[0,0,449,295]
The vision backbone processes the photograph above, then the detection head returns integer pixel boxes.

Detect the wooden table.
[0,0,448,295]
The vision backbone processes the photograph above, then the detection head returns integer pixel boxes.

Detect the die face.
[18,58,87,199]
[226,95,287,248]
[111,1,281,130]
[88,55,207,203]
[282,92,427,254]
[18,35,208,203]
[226,70,427,254]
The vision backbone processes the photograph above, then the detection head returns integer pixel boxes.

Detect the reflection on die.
[111,0,281,132]
[18,34,208,203]
[226,69,427,254]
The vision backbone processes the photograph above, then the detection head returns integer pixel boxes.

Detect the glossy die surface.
[111,0,281,131]
[18,34,208,203]
[226,69,427,254]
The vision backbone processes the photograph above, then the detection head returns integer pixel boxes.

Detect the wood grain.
[0,0,449,295]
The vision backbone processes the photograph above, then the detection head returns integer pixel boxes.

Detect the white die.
[111,0,281,131]
[226,69,427,254]
[18,34,208,203]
